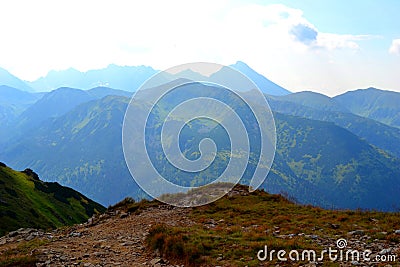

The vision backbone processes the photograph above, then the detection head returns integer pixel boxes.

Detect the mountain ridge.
[334,87,400,129]
[229,61,291,96]
[267,91,400,158]
[0,67,33,92]
[28,64,158,92]
[0,163,105,236]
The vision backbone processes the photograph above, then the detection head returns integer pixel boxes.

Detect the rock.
[69,232,81,237]
[379,248,392,255]
[120,213,128,219]
[348,230,365,236]
[93,252,104,257]
[25,233,36,241]
[150,257,162,265]
[395,230,400,235]
[0,237,6,245]
[20,228,36,235]
[87,217,94,225]
[273,230,280,235]
[329,223,340,229]
[59,255,68,261]
[121,241,135,246]
[7,230,19,237]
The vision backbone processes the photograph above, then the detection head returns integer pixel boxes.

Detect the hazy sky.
[1,0,399,96]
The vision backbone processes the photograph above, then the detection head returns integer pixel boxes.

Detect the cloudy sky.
[1,0,399,96]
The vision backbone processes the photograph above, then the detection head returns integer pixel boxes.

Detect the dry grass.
[146,185,400,266]
[0,239,48,267]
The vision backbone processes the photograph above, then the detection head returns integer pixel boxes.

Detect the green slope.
[268,92,400,158]
[273,113,400,210]
[334,87,400,129]
[0,163,105,236]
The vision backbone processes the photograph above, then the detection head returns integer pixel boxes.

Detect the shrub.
[146,224,204,265]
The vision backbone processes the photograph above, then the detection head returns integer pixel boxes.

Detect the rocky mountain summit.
[0,185,399,266]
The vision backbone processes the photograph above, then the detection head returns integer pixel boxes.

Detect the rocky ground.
[0,205,193,267]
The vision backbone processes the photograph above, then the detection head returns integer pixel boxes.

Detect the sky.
[0,0,399,96]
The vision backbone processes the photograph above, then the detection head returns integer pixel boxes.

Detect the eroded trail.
[1,205,192,267]
[42,206,194,266]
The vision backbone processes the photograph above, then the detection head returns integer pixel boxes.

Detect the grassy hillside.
[0,163,105,236]
[273,112,400,210]
[145,185,400,266]
[268,92,400,158]
[334,88,400,129]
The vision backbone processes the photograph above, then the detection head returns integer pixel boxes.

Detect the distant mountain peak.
[0,67,33,92]
[228,61,291,96]
[232,60,250,67]
[28,65,158,92]
[272,90,350,113]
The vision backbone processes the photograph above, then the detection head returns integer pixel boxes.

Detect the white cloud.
[0,0,394,95]
[389,39,400,55]
[317,33,359,50]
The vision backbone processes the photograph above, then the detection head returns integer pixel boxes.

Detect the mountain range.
[28,65,158,92]
[0,61,291,96]
[0,62,399,211]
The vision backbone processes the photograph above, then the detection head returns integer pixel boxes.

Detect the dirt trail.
[1,205,192,267]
